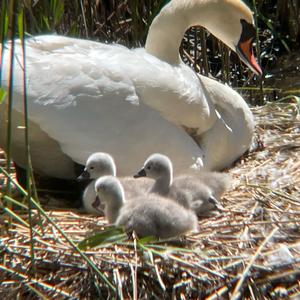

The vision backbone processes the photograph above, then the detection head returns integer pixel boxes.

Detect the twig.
[231,226,279,299]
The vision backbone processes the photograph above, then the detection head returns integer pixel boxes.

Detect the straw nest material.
[0,102,299,299]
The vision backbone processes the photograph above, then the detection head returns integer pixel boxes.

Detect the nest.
[0,102,299,299]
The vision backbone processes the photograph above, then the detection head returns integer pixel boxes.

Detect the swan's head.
[190,0,262,75]
[94,176,125,205]
[157,0,262,75]
[134,153,173,181]
[77,152,116,181]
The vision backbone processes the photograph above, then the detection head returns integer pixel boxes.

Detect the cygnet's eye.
[90,166,94,170]
[146,165,151,170]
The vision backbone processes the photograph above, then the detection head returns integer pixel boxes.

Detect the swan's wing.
[1,36,204,174]
[125,49,217,132]
[3,35,216,128]
[196,76,254,170]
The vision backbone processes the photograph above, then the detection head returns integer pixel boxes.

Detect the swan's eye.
[147,166,151,170]
[90,166,94,170]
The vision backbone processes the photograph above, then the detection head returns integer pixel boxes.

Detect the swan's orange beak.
[237,38,262,76]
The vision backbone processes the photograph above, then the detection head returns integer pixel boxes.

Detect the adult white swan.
[0,0,261,180]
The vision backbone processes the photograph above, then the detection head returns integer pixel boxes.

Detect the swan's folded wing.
[128,49,217,132]
[2,35,216,130]
[1,36,204,173]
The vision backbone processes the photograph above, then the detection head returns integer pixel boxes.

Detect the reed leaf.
[78,227,126,250]
[0,87,6,103]
[3,194,28,210]
[0,0,8,83]
[2,206,31,228]
[0,166,116,292]
[4,0,18,199]
[1,206,42,237]
[258,12,291,53]
[17,5,37,272]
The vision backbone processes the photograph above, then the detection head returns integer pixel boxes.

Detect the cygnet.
[78,152,151,214]
[94,176,198,239]
[134,153,231,216]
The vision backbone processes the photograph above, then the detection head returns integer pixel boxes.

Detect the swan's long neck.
[106,199,123,224]
[105,186,126,224]
[145,1,208,64]
[152,167,173,195]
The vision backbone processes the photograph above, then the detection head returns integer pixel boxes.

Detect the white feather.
[0,0,257,177]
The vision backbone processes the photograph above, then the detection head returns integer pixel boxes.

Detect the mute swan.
[79,152,151,214]
[134,153,231,216]
[95,176,198,238]
[0,0,261,181]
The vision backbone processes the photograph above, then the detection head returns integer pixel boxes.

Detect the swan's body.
[79,152,152,214]
[0,0,260,179]
[95,176,198,238]
[134,153,231,216]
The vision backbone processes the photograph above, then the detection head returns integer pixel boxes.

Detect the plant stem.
[252,0,264,105]
[5,0,17,196]
[19,7,36,274]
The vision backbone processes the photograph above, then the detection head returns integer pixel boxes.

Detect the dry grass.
[0,102,299,299]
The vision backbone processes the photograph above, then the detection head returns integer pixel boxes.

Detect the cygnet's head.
[78,152,116,181]
[94,176,125,205]
[134,153,173,181]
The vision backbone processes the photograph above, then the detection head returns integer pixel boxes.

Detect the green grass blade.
[3,195,28,210]
[51,0,64,28]
[78,227,126,250]
[17,9,24,40]
[18,6,37,272]
[252,0,264,105]
[1,206,42,237]
[5,0,18,196]
[0,166,116,292]
[0,87,6,103]
[2,206,31,228]
[0,0,8,83]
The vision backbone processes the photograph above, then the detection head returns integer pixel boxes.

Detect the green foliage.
[23,0,64,33]
[0,88,6,103]
[0,1,8,40]
[258,12,291,53]
[0,166,115,291]
[78,227,126,250]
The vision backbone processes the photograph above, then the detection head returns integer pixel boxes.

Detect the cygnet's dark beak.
[208,196,225,212]
[77,170,90,181]
[207,195,218,206]
[133,168,146,178]
[92,196,101,210]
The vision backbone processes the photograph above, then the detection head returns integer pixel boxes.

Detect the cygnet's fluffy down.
[195,171,231,199]
[78,152,151,214]
[95,176,198,239]
[78,152,116,215]
[134,153,231,216]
